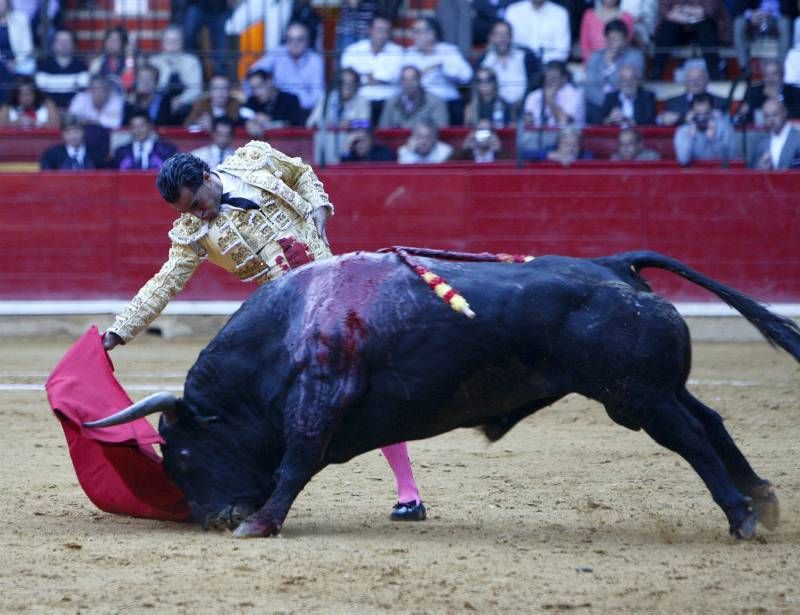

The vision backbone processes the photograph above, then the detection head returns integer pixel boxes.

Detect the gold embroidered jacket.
[108,141,334,343]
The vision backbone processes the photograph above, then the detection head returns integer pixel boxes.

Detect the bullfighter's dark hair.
[156,153,209,204]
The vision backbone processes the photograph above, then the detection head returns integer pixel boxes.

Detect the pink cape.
[45,326,191,521]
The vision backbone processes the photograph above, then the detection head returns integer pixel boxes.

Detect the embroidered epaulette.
[168,214,209,245]
[218,141,279,173]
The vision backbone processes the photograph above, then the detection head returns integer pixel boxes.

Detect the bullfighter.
[103,143,427,521]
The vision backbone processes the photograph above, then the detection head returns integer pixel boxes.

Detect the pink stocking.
[380,442,421,504]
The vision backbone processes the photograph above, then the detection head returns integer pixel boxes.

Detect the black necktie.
[220,192,259,210]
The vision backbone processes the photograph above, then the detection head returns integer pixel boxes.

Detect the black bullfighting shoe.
[390,500,427,521]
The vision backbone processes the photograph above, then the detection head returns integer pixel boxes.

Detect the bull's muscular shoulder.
[219,140,306,175]
[168,213,208,245]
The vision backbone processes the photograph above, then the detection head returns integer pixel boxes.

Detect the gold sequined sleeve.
[271,148,335,217]
[107,242,202,343]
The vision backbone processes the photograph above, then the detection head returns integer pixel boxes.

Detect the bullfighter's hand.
[102,331,124,352]
[311,206,330,247]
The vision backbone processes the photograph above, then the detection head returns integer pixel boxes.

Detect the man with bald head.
[599,64,657,125]
[658,62,726,126]
[748,99,800,169]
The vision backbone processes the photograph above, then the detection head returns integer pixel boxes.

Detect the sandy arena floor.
[0,333,798,613]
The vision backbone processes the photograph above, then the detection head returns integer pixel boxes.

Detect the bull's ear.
[84,392,178,428]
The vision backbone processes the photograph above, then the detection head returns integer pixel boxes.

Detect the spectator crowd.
[0,0,798,170]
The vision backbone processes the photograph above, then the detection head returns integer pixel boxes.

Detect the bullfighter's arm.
[107,240,202,344]
[270,147,335,217]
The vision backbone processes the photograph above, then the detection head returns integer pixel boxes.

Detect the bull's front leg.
[233,434,324,538]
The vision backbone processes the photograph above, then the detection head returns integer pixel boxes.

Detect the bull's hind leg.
[678,389,779,531]
[632,393,758,538]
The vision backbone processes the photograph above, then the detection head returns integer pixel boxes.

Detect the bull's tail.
[604,250,800,362]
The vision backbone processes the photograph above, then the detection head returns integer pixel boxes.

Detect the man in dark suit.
[734,59,800,125]
[123,64,175,126]
[240,69,306,129]
[600,64,657,126]
[657,62,728,126]
[747,99,800,169]
[111,111,178,171]
[40,115,105,171]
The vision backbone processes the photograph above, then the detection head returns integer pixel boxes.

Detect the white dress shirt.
[505,0,571,62]
[341,39,405,101]
[769,123,791,168]
[403,43,474,102]
[67,91,124,129]
[397,141,454,164]
[480,47,530,105]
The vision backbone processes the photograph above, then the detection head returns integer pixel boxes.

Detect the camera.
[474,128,492,145]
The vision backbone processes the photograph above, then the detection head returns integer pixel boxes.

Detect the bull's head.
[85,392,274,531]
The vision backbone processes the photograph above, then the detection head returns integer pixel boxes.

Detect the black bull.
[88,250,800,539]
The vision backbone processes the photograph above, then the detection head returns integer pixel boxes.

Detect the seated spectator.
[0,0,35,102]
[473,0,516,45]
[584,20,645,122]
[111,111,177,171]
[464,67,515,127]
[733,0,795,76]
[290,0,323,49]
[530,125,593,165]
[397,119,454,163]
[403,17,473,125]
[658,61,727,125]
[734,58,800,125]
[35,29,89,109]
[123,64,174,126]
[477,19,542,109]
[461,118,503,162]
[621,0,660,45]
[341,124,396,162]
[600,63,657,125]
[523,60,585,127]
[673,92,734,165]
[785,18,800,84]
[747,98,800,168]
[505,0,571,62]
[40,115,105,170]
[68,74,124,130]
[249,21,324,120]
[148,25,203,123]
[650,0,729,79]
[240,69,305,129]
[611,126,662,159]
[184,75,242,131]
[580,0,635,61]
[0,75,59,128]
[191,116,236,169]
[89,26,135,95]
[379,65,449,128]
[341,13,405,126]
[306,67,371,129]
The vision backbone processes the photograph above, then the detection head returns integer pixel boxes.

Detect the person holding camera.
[673,92,734,166]
[461,118,502,163]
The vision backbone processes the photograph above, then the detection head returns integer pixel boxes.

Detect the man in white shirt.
[505,0,571,63]
[748,99,800,169]
[398,119,454,163]
[67,74,124,130]
[341,14,405,123]
[478,19,542,107]
[191,117,237,169]
[402,17,473,124]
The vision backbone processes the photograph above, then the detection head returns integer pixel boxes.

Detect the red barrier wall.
[1,165,798,302]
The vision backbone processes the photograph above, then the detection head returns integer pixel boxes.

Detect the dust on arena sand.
[0,334,798,613]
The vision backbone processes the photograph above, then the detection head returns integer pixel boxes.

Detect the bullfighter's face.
[158,404,269,531]
[170,171,223,222]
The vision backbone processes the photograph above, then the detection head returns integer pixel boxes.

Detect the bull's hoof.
[390,500,427,521]
[732,510,759,540]
[232,518,281,538]
[751,485,780,531]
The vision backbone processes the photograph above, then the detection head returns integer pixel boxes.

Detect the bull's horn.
[83,391,177,428]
